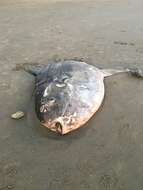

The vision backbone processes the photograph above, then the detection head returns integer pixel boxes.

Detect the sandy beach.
[0,0,143,189]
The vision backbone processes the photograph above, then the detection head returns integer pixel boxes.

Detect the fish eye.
[49,97,55,101]
[62,76,68,81]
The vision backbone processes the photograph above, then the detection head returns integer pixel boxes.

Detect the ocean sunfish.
[23,60,143,135]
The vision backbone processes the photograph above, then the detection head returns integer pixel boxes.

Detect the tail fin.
[101,67,143,78]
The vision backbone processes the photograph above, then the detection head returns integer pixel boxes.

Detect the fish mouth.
[42,117,65,135]
[55,122,63,134]
[42,117,75,135]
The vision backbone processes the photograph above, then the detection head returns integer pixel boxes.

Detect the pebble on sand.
[11,111,25,119]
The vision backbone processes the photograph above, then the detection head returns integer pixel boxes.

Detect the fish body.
[34,61,105,134]
[22,60,143,135]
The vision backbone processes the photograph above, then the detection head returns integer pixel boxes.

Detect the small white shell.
[11,111,25,119]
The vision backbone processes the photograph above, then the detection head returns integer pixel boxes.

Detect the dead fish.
[23,60,143,135]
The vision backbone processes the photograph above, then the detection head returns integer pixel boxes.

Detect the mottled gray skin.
[34,61,105,134]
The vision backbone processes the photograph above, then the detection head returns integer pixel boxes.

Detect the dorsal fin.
[13,62,45,76]
[24,65,43,76]
[101,68,129,77]
[101,67,143,78]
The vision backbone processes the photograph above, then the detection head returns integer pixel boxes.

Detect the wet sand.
[0,0,143,189]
